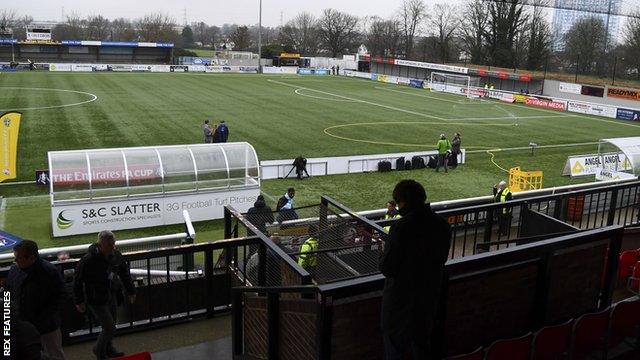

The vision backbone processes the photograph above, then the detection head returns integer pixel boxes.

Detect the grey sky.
[5,0,639,28]
[6,0,466,27]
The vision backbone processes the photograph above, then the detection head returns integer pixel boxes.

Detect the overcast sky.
[4,0,640,28]
[6,0,470,27]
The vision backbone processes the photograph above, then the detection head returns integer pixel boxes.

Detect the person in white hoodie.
[276,188,298,223]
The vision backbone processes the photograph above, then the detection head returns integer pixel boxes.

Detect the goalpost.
[429,72,482,99]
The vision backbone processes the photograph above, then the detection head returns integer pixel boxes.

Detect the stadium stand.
[3,181,640,359]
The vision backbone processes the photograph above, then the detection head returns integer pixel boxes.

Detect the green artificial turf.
[0,72,639,248]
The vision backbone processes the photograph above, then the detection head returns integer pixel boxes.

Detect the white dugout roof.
[599,137,640,175]
[48,142,260,204]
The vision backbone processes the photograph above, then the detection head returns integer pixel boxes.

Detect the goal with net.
[429,72,483,98]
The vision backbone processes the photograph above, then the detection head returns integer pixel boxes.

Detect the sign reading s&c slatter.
[51,188,259,237]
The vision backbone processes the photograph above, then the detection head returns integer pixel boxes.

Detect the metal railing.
[0,235,287,344]
[374,180,640,259]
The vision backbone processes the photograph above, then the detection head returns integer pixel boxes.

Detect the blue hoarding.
[616,108,640,121]
[0,230,22,253]
[410,79,424,88]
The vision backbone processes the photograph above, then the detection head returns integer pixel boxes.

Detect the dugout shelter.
[597,137,640,178]
[0,39,173,64]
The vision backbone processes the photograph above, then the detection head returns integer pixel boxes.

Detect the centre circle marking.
[0,87,98,111]
[324,121,514,148]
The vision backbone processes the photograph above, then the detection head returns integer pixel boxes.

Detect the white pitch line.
[0,180,36,186]
[294,88,355,102]
[466,141,598,154]
[375,86,472,104]
[0,197,5,229]
[267,79,447,120]
[0,87,98,111]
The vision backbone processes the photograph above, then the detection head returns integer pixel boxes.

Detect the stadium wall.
[370,61,544,94]
[543,79,640,110]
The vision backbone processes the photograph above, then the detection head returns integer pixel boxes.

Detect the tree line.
[2,0,640,78]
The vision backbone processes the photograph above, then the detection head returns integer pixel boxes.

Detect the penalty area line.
[267,79,446,121]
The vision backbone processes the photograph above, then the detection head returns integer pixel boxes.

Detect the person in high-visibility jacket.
[493,180,513,235]
[298,224,319,271]
[383,200,401,233]
[435,134,452,173]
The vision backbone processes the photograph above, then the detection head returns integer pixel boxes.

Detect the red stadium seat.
[444,347,483,360]
[485,333,532,360]
[609,299,640,349]
[531,319,573,360]
[618,250,640,281]
[628,261,640,294]
[112,352,152,360]
[571,308,611,360]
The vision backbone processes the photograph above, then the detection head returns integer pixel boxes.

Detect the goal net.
[429,72,482,98]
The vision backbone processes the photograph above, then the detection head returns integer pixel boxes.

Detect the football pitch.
[1,71,640,248]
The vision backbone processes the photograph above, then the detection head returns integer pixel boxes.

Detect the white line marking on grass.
[467,141,599,154]
[294,88,356,102]
[375,86,473,104]
[267,79,446,120]
[0,197,5,229]
[0,87,98,111]
[0,180,36,186]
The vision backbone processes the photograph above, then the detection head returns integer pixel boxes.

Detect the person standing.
[203,120,214,143]
[213,120,229,143]
[450,133,461,169]
[6,240,66,360]
[435,134,452,173]
[493,181,513,236]
[380,180,451,360]
[74,231,136,360]
[298,224,319,274]
[276,188,298,223]
[246,195,274,236]
[383,200,401,233]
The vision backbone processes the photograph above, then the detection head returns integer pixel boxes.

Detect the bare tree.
[65,13,86,40]
[136,13,177,42]
[484,0,528,68]
[366,17,402,57]
[398,0,427,59]
[459,0,489,65]
[279,12,319,55]
[110,18,137,41]
[206,26,220,48]
[12,15,33,40]
[623,10,640,79]
[432,4,458,63]
[525,0,552,70]
[564,17,606,74]
[85,15,110,40]
[230,25,251,50]
[0,10,17,32]
[317,8,360,57]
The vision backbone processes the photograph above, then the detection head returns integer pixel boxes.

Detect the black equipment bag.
[412,156,425,169]
[427,156,438,169]
[405,160,412,170]
[396,157,405,171]
[378,161,392,172]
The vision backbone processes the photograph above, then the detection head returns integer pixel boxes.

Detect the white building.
[552,0,622,52]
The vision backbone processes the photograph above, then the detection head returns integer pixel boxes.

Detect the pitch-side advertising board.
[51,188,260,237]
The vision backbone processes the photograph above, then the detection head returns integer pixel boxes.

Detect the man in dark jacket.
[246,195,274,236]
[6,240,66,360]
[74,231,136,360]
[380,180,452,360]
[213,120,229,143]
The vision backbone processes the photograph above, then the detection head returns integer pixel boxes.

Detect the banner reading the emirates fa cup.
[0,112,21,183]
